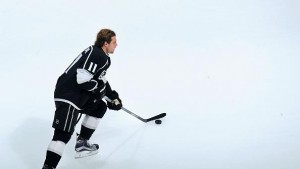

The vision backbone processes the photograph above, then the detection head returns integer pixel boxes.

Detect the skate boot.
[75,136,99,158]
[42,164,55,169]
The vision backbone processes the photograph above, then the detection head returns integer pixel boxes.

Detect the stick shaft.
[121,107,147,122]
[104,96,166,123]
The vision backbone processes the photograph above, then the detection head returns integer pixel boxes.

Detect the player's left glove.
[106,90,122,110]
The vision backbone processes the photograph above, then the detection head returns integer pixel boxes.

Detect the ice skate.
[75,137,99,159]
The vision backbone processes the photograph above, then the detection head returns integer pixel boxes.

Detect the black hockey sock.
[79,125,95,140]
[44,151,61,168]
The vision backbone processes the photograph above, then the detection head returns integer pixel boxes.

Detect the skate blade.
[74,150,99,159]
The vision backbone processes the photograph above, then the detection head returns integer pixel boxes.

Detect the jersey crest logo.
[98,70,106,79]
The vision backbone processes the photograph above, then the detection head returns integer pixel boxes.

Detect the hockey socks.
[44,141,65,168]
[79,115,100,139]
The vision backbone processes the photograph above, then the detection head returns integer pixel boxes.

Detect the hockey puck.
[155,119,162,124]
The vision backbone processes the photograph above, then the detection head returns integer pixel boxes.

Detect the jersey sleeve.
[105,82,113,94]
[76,69,98,91]
[76,46,109,92]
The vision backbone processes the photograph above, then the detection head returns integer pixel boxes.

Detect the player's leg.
[75,99,107,158]
[42,102,79,168]
[79,99,107,139]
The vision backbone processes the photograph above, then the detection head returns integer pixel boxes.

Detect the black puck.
[155,119,162,124]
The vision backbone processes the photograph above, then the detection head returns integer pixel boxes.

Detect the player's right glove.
[106,90,122,110]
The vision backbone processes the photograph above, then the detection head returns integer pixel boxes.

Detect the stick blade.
[146,113,167,122]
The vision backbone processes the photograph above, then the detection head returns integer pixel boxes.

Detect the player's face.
[106,36,117,54]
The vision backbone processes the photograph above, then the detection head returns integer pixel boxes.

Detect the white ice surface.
[1,0,300,169]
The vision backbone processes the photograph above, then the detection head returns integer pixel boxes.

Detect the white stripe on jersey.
[99,59,109,70]
[83,46,94,69]
[65,54,83,74]
[88,79,98,91]
[54,98,82,110]
[76,68,93,84]
[84,47,91,53]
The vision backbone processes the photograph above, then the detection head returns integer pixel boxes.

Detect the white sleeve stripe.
[76,68,93,84]
[99,85,106,93]
[88,80,98,91]
[99,59,108,70]
[83,46,94,69]
[65,54,83,74]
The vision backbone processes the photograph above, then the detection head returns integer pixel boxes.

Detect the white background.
[1,0,300,169]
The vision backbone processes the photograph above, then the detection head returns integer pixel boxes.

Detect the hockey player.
[42,29,122,169]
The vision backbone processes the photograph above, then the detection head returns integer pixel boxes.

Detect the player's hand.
[106,90,122,110]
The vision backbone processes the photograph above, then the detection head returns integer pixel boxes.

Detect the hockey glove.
[106,90,122,110]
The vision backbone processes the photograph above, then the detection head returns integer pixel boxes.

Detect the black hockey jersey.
[54,45,112,110]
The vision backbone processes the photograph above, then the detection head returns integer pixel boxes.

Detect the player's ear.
[103,41,109,47]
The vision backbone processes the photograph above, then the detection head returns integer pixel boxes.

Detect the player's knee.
[96,103,107,118]
[52,129,72,144]
[88,100,107,118]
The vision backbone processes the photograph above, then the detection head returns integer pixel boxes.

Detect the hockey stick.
[104,96,166,123]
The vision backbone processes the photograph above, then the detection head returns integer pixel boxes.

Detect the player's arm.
[104,82,122,110]
[76,47,107,93]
